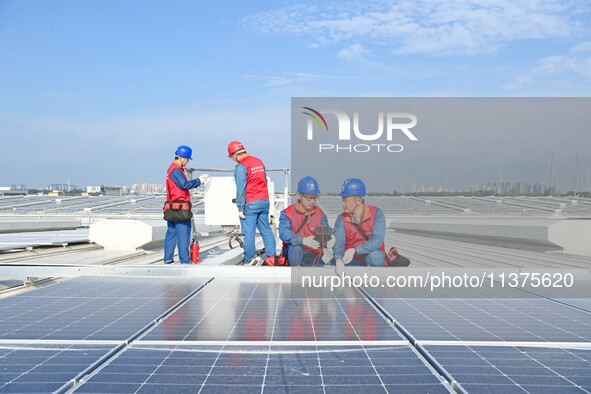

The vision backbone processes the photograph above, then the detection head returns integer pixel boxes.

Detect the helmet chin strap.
[351,199,364,220]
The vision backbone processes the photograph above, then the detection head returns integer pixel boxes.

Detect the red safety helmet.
[227,140,245,157]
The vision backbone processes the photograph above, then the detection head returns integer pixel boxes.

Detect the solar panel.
[72,344,453,393]
[423,345,591,394]
[0,229,89,250]
[556,298,591,314]
[370,298,591,342]
[0,343,116,393]
[140,280,405,341]
[0,277,210,340]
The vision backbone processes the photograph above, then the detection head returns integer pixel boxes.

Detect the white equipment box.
[203,176,275,226]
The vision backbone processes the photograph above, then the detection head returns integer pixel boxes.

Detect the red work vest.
[240,155,269,202]
[285,203,324,254]
[341,205,385,260]
[166,162,191,202]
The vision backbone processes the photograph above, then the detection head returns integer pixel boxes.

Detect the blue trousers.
[330,250,385,267]
[240,199,276,262]
[164,220,192,264]
[288,245,323,267]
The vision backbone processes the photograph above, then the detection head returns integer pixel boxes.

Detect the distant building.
[86,185,122,196]
[0,185,28,196]
[128,183,165,194]
[87,186,103,194]
[104,186,123,196]
[47,183,78,192]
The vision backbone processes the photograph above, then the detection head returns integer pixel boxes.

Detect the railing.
[186,167,290,211]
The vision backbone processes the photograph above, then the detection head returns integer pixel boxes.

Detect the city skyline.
[5,176,588,196]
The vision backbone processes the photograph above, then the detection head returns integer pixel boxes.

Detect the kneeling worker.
[333,178,386,266]
[279,176,329,266]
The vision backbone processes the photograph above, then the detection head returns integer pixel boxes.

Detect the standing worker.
[279,176,329,266]
[333,178,386,266]
[228,140,276,265]
[164,145,209,264]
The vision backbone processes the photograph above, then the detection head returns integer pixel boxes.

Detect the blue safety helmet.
[297,176,320,195]
[175,145,193,160]
[339,178,366,197]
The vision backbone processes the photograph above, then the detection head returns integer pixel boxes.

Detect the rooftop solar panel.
[369,298,591,342]
[556,299,591,314]
[423,345,591,394]
[0,229,89,251]
[0,343,117,393]
[72,344,453,394]
[0,277,210,340]
[141,280,405,342]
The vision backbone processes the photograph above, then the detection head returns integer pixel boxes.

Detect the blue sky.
[1,0,590,191]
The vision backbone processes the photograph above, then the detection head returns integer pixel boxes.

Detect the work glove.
[342,248,356,265]
[199,174,210,184]
[239,212,246,220]
[335,260,345,275]
[302,236,320,249]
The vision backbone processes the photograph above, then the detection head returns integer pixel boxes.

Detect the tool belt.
[163,200,193,222]
[352,223,411,267]
[384,246,411,267]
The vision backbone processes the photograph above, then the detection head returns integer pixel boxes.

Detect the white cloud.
[244,0,589,55]
[242,72,355,86]
[570,41,591,53]
[504,43,591,91]
[338,43,371,60]
[336,43,395,71]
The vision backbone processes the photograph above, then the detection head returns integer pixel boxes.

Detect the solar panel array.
[0,195,208,216]
[0,272,589,393]
[3,195,589,217]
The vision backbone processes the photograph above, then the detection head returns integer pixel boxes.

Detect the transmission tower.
[549,153,558,196]
[573,153,584,196]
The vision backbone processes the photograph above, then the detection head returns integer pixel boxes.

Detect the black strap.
[166,199,192,206]
[294,213,324,266]
[294,214,309,234]
[352,222,370,241]
[166,171,173,201]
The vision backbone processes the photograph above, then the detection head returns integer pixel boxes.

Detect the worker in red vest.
[164,145,209,264]
[333,178,386,266]
[279,176,329,266]
[228,141,276,265]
